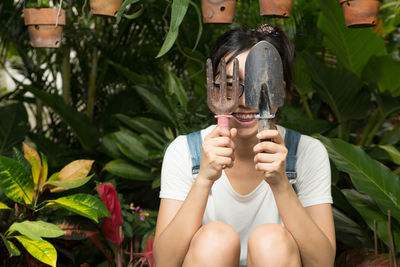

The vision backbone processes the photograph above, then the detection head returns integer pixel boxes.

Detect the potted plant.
[0,143,110,266]
[339,0,383,27]
[201,0,236,23]
[24,0,66,48]
[90,0,123,17]
[259,0,294,18]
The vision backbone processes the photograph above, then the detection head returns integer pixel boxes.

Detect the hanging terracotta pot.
[201,0,236,23]
[259,0,294,18]
[339,0,382,28]
[24,8,66,48]
[90,0,123,17]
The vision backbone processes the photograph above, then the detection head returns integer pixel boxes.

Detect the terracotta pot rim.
[24,8,66,26]
[339,0,382,4]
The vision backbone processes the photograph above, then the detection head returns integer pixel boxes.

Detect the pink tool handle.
[215,115,232,129]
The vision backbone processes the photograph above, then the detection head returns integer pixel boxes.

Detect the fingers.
[253,140,287,154]
[256,129,284,144]
[206,125,231,140]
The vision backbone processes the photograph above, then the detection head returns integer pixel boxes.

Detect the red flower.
[97,183,124,245]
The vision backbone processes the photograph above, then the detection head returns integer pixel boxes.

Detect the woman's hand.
[198,126,237,183]
[253,129,288,187]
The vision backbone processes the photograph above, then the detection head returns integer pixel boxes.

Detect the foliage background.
[1,0,400,265]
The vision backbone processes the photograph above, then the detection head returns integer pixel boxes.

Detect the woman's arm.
[153,178,214,267]
[153,126,237,267]
[254,129,335,267]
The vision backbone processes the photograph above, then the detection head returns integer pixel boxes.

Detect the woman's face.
[218,50,278,139]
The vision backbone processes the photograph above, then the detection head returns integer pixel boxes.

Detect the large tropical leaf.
[363,56,400,95]
[8,221,66,241]
[0,103,29,156]
[332,207,371,249]
[103,159,153,181]
[316,0,386,76]
[54,216,99,240]
[156,0,190,58]
[342,189,400,252]
[305,55,369,122]
[133,84,175,124]
[165,69,187,110]
[0,201,10,209]
[14,235,57,267]
[41,175,93,192]
[0,233,20,257]
[113,131,149,164]
[46,194,111,223]
[0,156,33,204]
[116,115,167,143]
[319,136,400,222]
[25,86,100,150]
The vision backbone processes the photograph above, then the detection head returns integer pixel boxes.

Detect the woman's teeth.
[233,113,256,121]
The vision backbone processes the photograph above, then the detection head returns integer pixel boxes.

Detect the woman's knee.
[247,224,300,266]
[186,221,240,264]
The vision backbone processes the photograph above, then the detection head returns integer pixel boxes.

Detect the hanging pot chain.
[56,0,63,27]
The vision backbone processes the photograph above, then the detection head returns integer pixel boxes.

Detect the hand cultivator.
[206,58,240,129]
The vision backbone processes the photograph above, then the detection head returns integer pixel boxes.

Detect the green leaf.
[305,55,369,122]
[14,235,57,267]
[134,85,175,124]
[293,53,313,95]
[0,103,29,156]
[332,207,371,248]
[116,115,166,144]
[47,172,60,182]
[8,221,66,241]
[363,56,400,95]
[189,0,202,51]
[113,131,149,164]
[25,86,100,150]
[54,216,99,240]
[103,159,153,181]
[123,4,144,20]
[116,0,139,23]
[316,0,386,76]
[41,174,94,191]
[0,201,10,209]
[156,0,191,57]
[0,156,34,204]
[379,145,400,165]
[0,233,20,256]
[47,194,111,223]
[156,29,178,58]
[343,189,400,252]
[319,136,400,222]
[40,153,48,184]
[29,155,40,186]
[166,69,187,109]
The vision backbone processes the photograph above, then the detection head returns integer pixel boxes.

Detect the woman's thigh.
[183,221,241,267]
[247,223,301,267]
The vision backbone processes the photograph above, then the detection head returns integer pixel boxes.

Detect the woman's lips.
[232,113,257,126]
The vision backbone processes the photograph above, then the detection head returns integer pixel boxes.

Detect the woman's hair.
[208,24,295,90]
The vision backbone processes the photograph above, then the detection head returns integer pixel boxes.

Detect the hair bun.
[256,24,279,36]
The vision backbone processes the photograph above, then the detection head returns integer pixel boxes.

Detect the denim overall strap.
[187,131,202,175]
[284,128,301,194]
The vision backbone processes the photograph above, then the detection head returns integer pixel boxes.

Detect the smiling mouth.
[232,113,257,122]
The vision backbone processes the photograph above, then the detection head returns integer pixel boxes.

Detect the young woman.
[153,24,336,267]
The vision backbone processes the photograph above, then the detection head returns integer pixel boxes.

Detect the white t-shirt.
[160,125,332,266]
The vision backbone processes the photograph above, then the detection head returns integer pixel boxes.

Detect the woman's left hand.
[253,129,288,187]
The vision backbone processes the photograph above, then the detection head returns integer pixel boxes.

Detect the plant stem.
[338,123,343,139]
[86,47,99,120]
[300,94,313,120]
[365,117,386,146]
[380,122,400,145]
[62,46,71,104]
[374,220,378,256]
[359,109,380,146]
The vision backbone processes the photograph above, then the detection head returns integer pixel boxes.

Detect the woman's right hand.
[198,126,237,182]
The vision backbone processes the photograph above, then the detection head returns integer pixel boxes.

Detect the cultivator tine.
[206,58,240,115]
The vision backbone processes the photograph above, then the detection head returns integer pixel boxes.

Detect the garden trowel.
[244,40,284,140]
